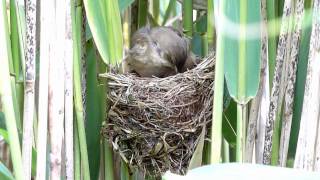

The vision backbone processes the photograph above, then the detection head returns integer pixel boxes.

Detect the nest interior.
[101,54,215,176]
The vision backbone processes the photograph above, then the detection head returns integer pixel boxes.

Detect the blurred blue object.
[163,163,320,180]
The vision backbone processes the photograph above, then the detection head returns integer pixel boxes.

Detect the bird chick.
[123,26,198,78]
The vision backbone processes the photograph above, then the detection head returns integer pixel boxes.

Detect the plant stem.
[222,139,230,162]
[236,0,247,162]
[266,0,277,86]
[73,0,91,178]
[104,142,115,180]
[0,0,23,179]
[152,0,159,23]
[13,0,27,77]
[210,0,224,164]
[236,105,246,162]
[64,0,74,178]
[22,0,37,178]
[182,0,193,37]
[207,0,214,49]
[74,121,81,180]
[120,160,130,180]
[10,0,24,127]
[35,0,53,177]
[137,0,148,28]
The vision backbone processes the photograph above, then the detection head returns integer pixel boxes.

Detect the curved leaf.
[83,0,123,65]
[118,0,135,12]
[223,0,261,103]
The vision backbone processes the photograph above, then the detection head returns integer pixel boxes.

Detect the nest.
[101,54,215,176]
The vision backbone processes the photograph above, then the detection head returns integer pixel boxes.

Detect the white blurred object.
[163,163,320,180]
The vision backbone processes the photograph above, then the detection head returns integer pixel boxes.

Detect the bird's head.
[129,34,151,58]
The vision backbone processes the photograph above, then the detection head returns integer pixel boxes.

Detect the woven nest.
[101,53,215,176]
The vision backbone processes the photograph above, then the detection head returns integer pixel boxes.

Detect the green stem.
[137,0,148,28]
[238,0,247,101]
[12,0,26,77]
[207,0,215,49]
[222,139,230,162]
[236,105,247,162]
[201,34,208,57]
[72,1,91,179]
[98,56,115,180]
[9,0,23,131]
[0,1,23,179]
[120,160,131,180]
[202,129,211,165]
[271,103,283,165]
[182,0,193,37]
[210,0,224,164]
[236,0,247,163]
[267,0,277,87]
[152,0,159,23]
[74,119,81,180]
[104,142,115,180]
[10,0,22,80]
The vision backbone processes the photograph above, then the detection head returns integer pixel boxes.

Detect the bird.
[122,26,199,78]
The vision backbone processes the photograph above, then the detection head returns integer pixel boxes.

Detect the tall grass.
[0,0,23,179]
[210,0,224,163]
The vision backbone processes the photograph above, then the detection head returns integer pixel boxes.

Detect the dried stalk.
[245,0,269,163]
[22,0,37,179]
[263,0,294,165]
[35,0,52,178]
[279,0,305,167]
[315,118,320,170]
[294,0,320,170]
[49,1,66,178]
[255,0,270,164]
[64,0,74,178]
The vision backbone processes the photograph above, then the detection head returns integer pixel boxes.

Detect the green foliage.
[138,0,148,28]
[188,127,205,170]
[223,0,261,103]
[0,161,14,180]
[72,2,91,179]
[222,100,237,147]
[161,0,177,26]
[193,14,207,56]
[288,6,313,158]
[210,0,225,163]
[83,0,123,65]
[182,0,193,37]
[83,0,110,64]
[0,128,37,177]
[0,128,8,141]
[0,112,5,129]
[0,0,23,178]
[266,0,277,85]
[118,0,135,12]
[85,40,102,180]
